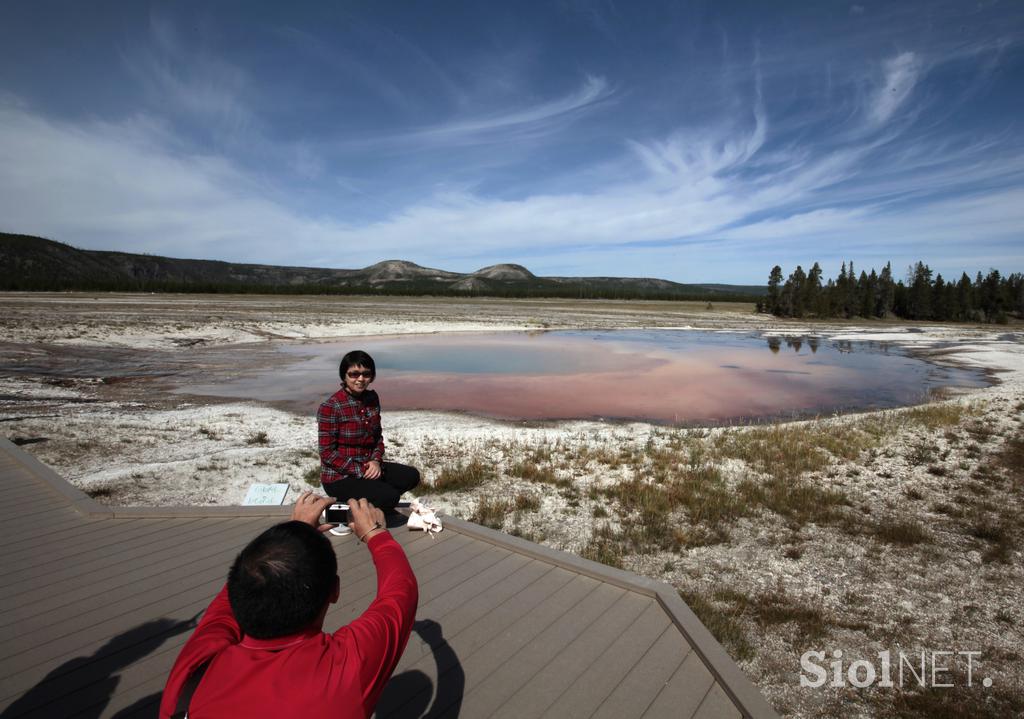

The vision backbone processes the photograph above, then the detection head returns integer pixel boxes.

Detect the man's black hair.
[227,521,337,639]
[339,350,376,382]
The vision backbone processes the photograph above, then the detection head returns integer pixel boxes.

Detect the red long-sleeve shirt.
[318,388,386,484]
[159,531,418,719]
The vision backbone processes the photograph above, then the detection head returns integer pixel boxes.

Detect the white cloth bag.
[406,499,443,535]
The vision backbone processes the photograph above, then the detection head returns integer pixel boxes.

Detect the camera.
[325,503,349,525]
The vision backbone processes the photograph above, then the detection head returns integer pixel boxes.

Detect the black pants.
[323,462,420,510]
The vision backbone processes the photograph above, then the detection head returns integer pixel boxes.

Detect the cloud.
[868,51,921,125]
[366,75,613,149]
[0,101,324,261]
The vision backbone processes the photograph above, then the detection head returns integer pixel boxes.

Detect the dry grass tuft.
[433,458,496,492]
[580,524,624,568]
[470,496,508,530]
[678,589,755,661]
[302,465,321,487]
[871,516,931,546]
[513,492,540,512]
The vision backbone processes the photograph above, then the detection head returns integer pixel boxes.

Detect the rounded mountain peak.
[471,263,535,280]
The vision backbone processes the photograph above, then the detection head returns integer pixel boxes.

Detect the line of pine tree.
[758,261,1023,323]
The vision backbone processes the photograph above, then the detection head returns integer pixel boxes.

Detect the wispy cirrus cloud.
[123,11,257,141]
[366,74,613,149]
[868,51,921,126]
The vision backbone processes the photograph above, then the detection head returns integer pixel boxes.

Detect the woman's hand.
[364,460,382,479]
[346,497,387,542]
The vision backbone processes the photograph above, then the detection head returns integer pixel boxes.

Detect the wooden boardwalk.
[0,438,778,718]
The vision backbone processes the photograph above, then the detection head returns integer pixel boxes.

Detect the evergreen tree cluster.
[758,261,1023,324]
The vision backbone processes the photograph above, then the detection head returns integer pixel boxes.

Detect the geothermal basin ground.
[1,292,1022,719]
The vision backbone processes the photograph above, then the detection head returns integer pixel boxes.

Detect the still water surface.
[182,330,989,424]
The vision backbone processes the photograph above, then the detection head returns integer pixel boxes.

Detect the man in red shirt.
[160,493,418,719]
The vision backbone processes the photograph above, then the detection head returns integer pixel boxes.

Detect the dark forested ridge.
[759,260,1024,323]
[0,232,764,301]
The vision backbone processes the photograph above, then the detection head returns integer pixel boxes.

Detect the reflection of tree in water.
[766,337,781,353]
[0,614,198,719]
[376,619,464,719]
[786,337,804,352]
[807,336,820,353]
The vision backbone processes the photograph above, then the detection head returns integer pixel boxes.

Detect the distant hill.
[0,232,766,300]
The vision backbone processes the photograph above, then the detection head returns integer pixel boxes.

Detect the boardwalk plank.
[642,650,717,719]
[492,591,651,719]
[542,600,671,718]
[440,580,624,718]
[1,521,268,626]
[691,683,743,719]
[590,627,691,719]
[3,517,187,574]
[1,518,248,596]
[377,570,589,719]
[0,520,268,618]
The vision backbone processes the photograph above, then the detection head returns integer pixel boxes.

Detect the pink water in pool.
[181,330,988,424]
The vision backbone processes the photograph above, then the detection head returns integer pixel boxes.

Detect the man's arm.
[158,585,241,719]
[337,500,418,714]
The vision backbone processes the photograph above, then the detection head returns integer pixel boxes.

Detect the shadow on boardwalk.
[1,615,198,719]
[376,619,465,719]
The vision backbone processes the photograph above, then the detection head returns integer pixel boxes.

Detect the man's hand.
[364,460,382,480]
[291,491,334,532]
[346,497,387,542]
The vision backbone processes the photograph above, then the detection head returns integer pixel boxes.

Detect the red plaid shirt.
[318,387,385,484]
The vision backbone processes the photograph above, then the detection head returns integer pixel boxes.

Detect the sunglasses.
[346,370,373,379]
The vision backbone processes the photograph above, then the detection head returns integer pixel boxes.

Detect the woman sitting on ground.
[317,350,420,510]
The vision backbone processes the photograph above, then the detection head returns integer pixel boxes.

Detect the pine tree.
[860,270,875,318]
[877,262,895,317]
[805,263,823,316]
[767,265,783,314]
[787,265,807,317]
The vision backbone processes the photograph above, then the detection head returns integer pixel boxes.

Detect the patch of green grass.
[599,459,742,552]
[714,423,877,480]
[432,458,496,492]
[737,474,848,526]
[507,460,570,487]
[900,403,973,430]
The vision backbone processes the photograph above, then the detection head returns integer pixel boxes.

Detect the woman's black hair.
[339,350,376,381]
[227,521,338,639]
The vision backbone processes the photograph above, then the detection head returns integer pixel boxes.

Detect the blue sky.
[1,1,1022,283]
